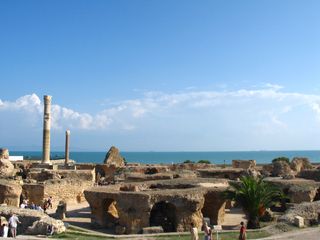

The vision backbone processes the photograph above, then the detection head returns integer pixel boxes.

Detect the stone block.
[294,216,304,228]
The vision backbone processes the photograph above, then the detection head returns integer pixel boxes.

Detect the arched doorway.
[103,198,119,228]
[150,201,177,232]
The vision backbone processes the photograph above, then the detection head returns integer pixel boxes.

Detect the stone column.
[42,95,52,164]
[65,130,70,166]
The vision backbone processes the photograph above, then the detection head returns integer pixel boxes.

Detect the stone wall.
[22,184,45,206]
[0,180,22,207]
[27,169,95,182]
[299,169,320,181]
[232,160,256,169]
[43,179,93,208]
[198,168,245,180]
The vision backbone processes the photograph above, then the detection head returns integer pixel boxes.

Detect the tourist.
[47,196,53,209]
[47,224,54,236]
[239,221,246,240]
[29,202,35,210]
[19,202,26,209]
[8,214,21,238]
[202,221,212,240]
[190,222,199,240]
[2,223,8,238]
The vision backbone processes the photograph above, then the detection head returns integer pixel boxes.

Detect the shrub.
[183,160,195,164]
[272,157,290,164]
[197,160,211,164]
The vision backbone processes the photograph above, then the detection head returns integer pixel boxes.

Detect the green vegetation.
[197,159,211,164]
[272,157,290,164]
[183,159,211,164]
[53,228,270,240]
[183,160,195,163]
[224,176,284,229]
[157,230,270,239]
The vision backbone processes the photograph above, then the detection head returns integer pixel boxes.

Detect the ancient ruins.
[1,95,320,236]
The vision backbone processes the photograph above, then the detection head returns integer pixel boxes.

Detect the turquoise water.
[9,150,320,164]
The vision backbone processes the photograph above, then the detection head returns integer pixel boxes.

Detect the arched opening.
[202,192,226,225]
[103,198,119,228]
[150,201,177,232]
[313,188,320,201]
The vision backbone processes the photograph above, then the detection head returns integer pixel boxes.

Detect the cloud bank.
[1,85,320,150]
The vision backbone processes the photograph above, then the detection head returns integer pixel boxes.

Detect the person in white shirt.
[2,223,8,238]
[8,214,21,238]
[190,222,199,240]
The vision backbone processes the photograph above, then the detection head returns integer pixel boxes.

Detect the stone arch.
[313,188,320,201]
[103,198,119,228]
[201,192,226,225]
[149,201,177,232]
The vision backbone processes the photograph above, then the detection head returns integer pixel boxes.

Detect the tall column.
[65,130,70,166]
[42,95,52,164]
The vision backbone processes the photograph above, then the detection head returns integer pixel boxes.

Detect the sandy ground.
[222,207,247,230]
[259,227,320,240]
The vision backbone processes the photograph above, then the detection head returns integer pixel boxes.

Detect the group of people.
[20,196,53,213]
[190,221,247,240]
[0,214,21,238]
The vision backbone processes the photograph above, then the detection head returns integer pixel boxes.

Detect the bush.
[197,160,211,164]
[183,160,195,164]
[272,157,290,164]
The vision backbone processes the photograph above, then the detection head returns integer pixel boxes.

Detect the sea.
[9,150,320,165]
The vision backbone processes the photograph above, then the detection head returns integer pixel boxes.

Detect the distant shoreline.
[9,150,320,165]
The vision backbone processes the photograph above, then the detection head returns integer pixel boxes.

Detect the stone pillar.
[42,95,52,164]
[65,130,70,166]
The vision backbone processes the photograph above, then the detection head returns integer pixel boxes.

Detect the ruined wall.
[43,179,93,208]
[22,184,45,206]
[0,180,22,207]
[232,160,256,169]
[202,190,226,225]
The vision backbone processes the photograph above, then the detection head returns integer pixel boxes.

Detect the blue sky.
[0,1,320,151]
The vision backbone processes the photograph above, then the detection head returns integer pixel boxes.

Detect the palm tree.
[224,176,283,229]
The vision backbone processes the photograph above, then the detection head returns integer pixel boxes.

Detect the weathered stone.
[294,216,304,228]
[242,167,261,179]
[0,206,65,235]
[260,208,274,222]
[278,201,320,226]
[103,146,125,168]
[0,158,15,178]
[288,185,318,203]
[142,226,164,234]
[282,174,295,180]
[84,178,228,234]
[198,168,245,180]
[115,225,126,234]
[291,158,313,173]
[232,160,256,169]
[55,201,67,220]
[271,161,293,177]
[0,148,9,159]
[299,169,320,181]
[266,178,320,203]
[125,172,174,182]
[0,180,22,207]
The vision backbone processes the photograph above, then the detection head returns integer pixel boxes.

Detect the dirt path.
[258,227,320,240]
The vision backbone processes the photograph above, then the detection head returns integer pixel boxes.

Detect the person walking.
[8,214,21,238]
[190,222,199,240]
[239,221,247,240]
[202,221,212,240]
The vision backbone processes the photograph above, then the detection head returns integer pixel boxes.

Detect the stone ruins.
[1,95,320,236]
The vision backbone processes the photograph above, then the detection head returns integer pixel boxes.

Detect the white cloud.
[1,86,320,134]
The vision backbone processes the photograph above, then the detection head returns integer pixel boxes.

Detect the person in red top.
[239,221,246,240]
